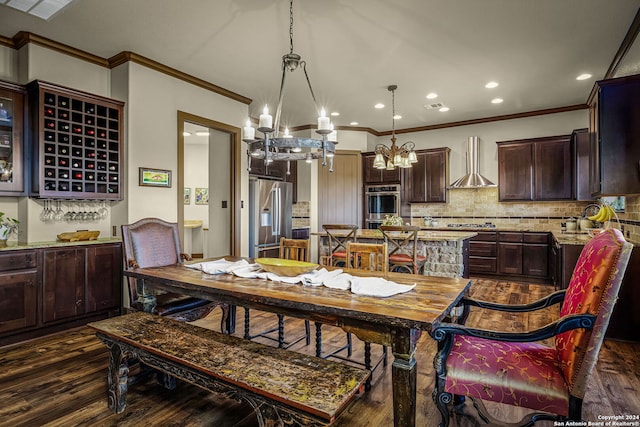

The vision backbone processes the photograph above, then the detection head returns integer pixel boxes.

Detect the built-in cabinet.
[588,74,640,196]
[403,148,450,203]
[362,153,401,184]
[497,135,572,201]
[0,242,122,346]
[470,231,550,282]
[572,128,594,201]
[0,81,26,196]
[27,80,124,200]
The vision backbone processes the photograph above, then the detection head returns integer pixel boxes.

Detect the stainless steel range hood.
[449,136,497,189]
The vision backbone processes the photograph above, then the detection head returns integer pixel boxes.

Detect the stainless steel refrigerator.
[249,178,293,258]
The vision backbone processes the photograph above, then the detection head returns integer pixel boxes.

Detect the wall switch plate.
[222,200,227,208]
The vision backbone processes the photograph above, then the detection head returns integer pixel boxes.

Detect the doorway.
[177,111,241,257]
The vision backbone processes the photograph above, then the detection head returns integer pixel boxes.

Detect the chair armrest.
[431,312,595,343]
[461,289,566,313]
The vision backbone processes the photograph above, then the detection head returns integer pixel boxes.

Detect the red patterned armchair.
[431,228,632,426]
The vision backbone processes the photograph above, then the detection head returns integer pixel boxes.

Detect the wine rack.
[28,81,124,200]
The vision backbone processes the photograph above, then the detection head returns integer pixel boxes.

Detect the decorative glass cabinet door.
[0,81,25,195]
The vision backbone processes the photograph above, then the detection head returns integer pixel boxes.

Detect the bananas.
[587,204,616,222]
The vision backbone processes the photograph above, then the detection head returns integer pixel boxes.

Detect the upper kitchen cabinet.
[27,81,124,200]
[0,81,26,196]
[572,128,595,201]
[497,135,572,201]
[403,148,450,203]
[362,152,401,184]
[588,74,640,196]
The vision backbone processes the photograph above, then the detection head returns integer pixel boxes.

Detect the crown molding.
[13,31,109,66]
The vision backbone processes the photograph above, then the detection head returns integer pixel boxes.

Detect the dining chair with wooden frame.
[380,225,427,274]
[322,224,358,266]
[243,237,311,349]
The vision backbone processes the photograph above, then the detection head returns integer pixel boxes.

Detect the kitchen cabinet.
[27,80,124,200]
[572,128,595,201]
[497,232,523,275]
[469,231,497,274]
[362,152,401,184]
[403,148,449,203]
[0,80,26,196]
[0,242,122,346]
[0,251,37,333]
[588,74,640,196]
[522,233,549,277]
[497,135,572,201]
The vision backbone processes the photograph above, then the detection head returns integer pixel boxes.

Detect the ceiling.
[1,0,639,133]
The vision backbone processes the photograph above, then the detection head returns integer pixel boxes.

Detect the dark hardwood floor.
[0,278,638,426]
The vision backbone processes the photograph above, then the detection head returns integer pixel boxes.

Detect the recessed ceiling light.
[374,103,385,109]
[576,73,592,81]
[195,131,210,136]
[491,98,504,104]
[330,111,340,116]
[183,131,191,136]
[393,114,402,120]
[426,93,438,99]
[439,106,450,112]
[485,81,499,89]
[350,121,359,126]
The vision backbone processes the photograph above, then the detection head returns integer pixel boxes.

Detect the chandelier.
[242,0,337,173]
[373,85,417,170]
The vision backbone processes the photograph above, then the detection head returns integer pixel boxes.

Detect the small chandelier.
[373,85,417,170]
[242,0,337,173]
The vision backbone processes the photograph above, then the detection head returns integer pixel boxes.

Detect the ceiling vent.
[423,102,444,110]
[449,136,497,189]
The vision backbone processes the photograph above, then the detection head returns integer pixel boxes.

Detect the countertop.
[0,237,121,252]
[314,229,477,242]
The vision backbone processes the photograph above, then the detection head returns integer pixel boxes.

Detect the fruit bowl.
[255,258,318,276]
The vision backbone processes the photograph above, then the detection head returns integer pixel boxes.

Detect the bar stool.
[244,237,312,349]
[322,224,358,266]
[380,225,426,274]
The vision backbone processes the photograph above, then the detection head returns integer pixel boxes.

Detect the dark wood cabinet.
[588,74,640,196]
[0,80,26,196]
[404,148,449,203]
[498,135,572,201]
[522,233,549,277]
[27,80,124,200]
[0,242,122,346]
[42,247,86,323]
[469,231,497,274]
[362,152,401,184]
[0,251,37,333]
[497,232,523,275]
[572,128,594,201]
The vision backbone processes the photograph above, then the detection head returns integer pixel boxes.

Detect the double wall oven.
[365,185,401,229]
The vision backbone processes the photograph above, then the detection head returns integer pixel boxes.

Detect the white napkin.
[301,268,344,286]
[349,276,416,297]
[186,258,252,275]
[322,272,353,290]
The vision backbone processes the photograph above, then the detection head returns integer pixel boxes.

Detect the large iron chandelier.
[373,85,417,170]
[242,0,337,173]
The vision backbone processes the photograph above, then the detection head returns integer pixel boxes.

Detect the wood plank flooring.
[0,279,638,427]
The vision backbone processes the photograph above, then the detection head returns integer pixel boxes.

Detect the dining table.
[124,257,472,427]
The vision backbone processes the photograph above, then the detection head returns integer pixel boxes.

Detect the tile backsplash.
[410,188,639,243]
[292,201,310,228]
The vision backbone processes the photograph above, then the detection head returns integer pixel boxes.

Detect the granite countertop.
[314,229,477,242]
[0,237,121,252]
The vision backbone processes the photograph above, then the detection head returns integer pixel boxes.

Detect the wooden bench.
[88,312,370,427]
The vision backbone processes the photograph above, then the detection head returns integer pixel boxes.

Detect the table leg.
[391,328,421,427]
[226,305,236,334]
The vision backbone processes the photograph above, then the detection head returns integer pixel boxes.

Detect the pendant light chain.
[289,0,294,54]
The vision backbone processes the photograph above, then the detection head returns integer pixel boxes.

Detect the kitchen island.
[314,229,476,278]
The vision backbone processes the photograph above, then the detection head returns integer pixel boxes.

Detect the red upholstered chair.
[380,225,426,274]
[122,217,229,330]
[431,228,632,426]
[323,224,358,266]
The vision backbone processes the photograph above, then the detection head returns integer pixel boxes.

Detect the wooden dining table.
[124,258,472,427]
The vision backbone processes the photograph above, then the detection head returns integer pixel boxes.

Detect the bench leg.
[106,340,129,414]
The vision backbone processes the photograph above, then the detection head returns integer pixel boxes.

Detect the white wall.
[370,110,588,186]
[0,45,18,82]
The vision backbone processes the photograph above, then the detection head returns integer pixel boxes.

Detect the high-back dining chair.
[244,237,311,349]
[431,228,633,426]
[323,224,358,266]
[122,217,229,330]
[379,225,426,274]
[346,242,388,272]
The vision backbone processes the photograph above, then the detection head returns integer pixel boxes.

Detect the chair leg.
[315,322,323,358]
[304,320,311,346]
[432,388,452,427]
[244,307,251,339]
[277,314,285,348]
[346,332,352,356]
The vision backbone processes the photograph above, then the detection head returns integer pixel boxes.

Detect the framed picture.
[139,167,172,187]
[195,187,209,205]
[184,188,191,205]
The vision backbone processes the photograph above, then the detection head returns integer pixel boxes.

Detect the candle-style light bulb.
[317,108,330,130]
[243,118,255,140]
[259,105,273,129]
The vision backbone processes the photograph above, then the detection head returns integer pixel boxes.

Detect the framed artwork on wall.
[139,167,171,187]
[184,188,191,204]
[195,187,209,205]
